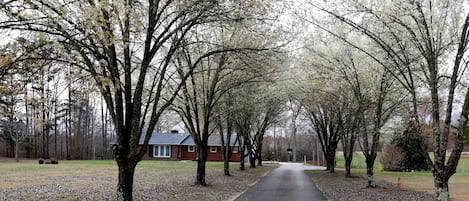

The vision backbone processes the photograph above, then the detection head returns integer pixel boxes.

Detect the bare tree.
[304,92,343,173]
[172,28,275,184]
[215,92,236,176]
[253,94,284,166]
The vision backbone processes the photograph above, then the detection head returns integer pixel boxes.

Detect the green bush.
[391,123,431,171]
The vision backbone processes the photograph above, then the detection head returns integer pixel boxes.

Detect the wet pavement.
[234,162,327,201]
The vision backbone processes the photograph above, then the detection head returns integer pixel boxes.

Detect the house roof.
[139,133,190,145]
[111,132,239,146]
[180,134,238,146]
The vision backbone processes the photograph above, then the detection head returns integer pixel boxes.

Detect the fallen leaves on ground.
[0,161,274,201]
[309,170,436,201]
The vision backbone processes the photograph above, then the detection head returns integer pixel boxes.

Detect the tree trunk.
[196,145,208,185]
[327,155,335,173]
[343,137,355,177]
[223,150,230,176]
[344,155,352,177]
[324,149,336,173]
[292,118,297,162]
[434,173,450,201]
[65,114,71,160]
[116,160,136,201]
[345,160,351,177]
[54,115,57,158]
[222,142,231,176]
[257,151,263,166]
[249,151,256,168]
[220,123,232,176]
[15,140,20,162]
[240,144,246,171]
[257,134,264,166]
[366,158,376,188]
[240,156,245,171]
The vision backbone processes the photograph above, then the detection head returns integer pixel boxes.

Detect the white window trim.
[232,146,239,153]
[209,146,217,153]
[153,145,171,158]
[188,145,195,152]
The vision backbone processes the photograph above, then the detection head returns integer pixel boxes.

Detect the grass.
[0,159,274,201]
[333,152,469,201]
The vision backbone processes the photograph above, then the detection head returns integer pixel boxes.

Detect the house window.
[188,145,195,152]
[153,145,171,157]
[209,146,217,153]
[232,146,239,153]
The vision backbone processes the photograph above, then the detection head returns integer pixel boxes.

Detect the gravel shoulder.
[309,170,436,201]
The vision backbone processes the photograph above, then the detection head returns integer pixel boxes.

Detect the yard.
[0,159,274,201]
[313,152,469,201]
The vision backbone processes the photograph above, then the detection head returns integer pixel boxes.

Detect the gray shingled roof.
[139,133,190,145]
[180,134,238,146]
[112,133,239,146]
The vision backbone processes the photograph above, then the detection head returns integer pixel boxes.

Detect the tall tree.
[1,1,241,200]
[312,0,469,198]
[253,91,284,166]
[215,92,236,176]
[303,92,343,173]
[0,70,27,162]
[173,24,276,184]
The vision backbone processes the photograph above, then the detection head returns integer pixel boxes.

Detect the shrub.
[380,144,405,171]
[390,121,431,171]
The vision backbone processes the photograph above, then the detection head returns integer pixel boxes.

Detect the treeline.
[0,53,115,160]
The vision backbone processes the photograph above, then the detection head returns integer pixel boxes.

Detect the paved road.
[234,163,327,201]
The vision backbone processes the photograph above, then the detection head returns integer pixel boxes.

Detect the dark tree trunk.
[366,156,377,188]
[344,154,352,177]
[42,103,48,158]
[249,150,256,168]
[325,150,336,173]
[257,150,262,166]
[257,134,264,166]
[65,114,71,160]
[343,135,356,177]
[223,147,231,176]
[239,141,246,171]
[15,140,19,162]
[116,160,136,201]
[433,172,450,201]
[222,134,232,176]
[54,112,57,158]
[218,117,232,176]
[196,144,208,185]
[240,155,245,171]
[238,134,247,171]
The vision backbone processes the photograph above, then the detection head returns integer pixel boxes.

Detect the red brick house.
[139,132,240,161]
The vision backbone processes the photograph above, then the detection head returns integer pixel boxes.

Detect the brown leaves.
[0,160,273,201]
[309,170,436,201]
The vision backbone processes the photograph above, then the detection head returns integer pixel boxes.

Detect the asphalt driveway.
[234,162,327,201]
